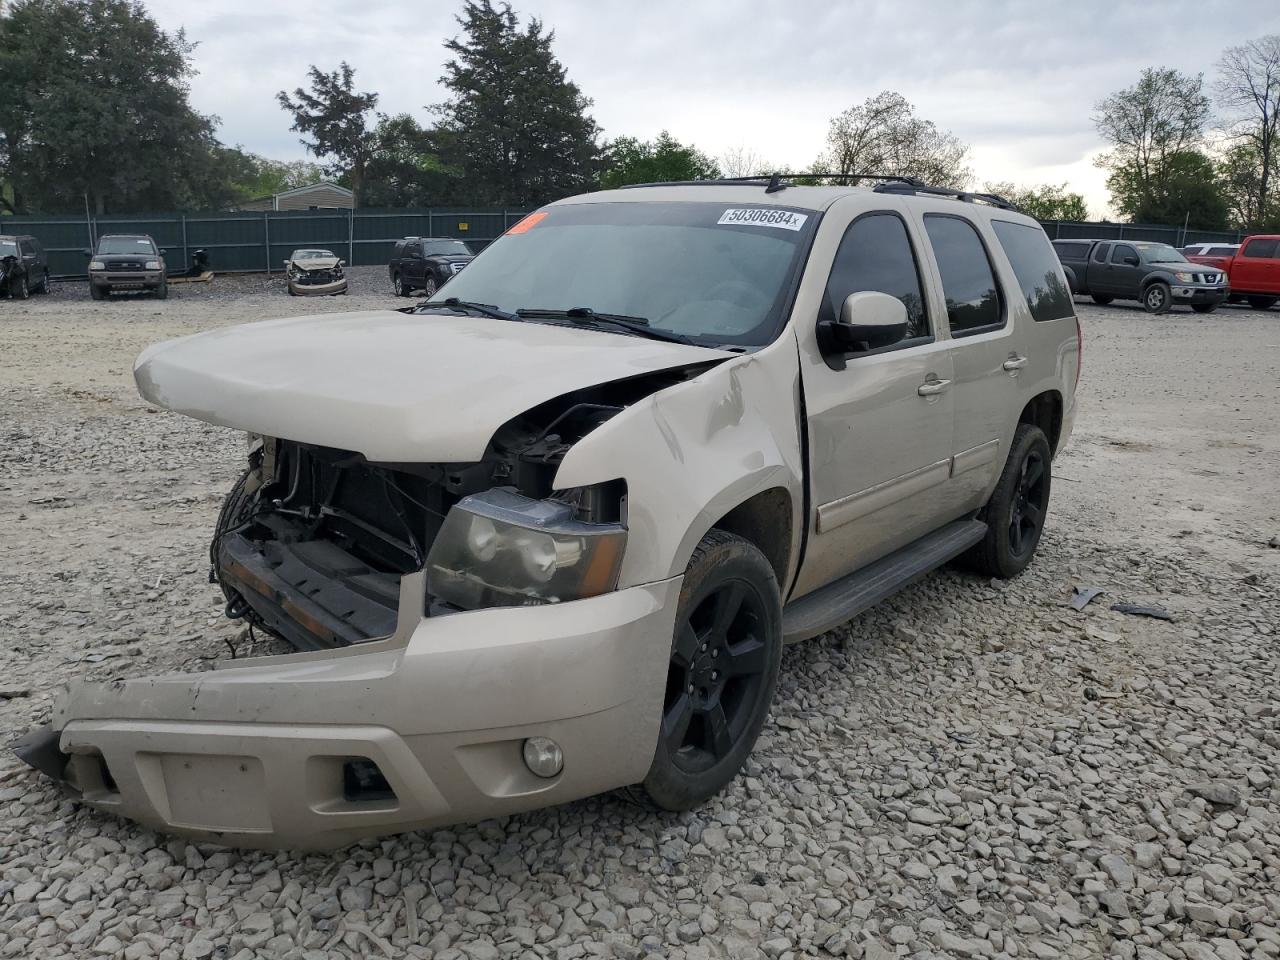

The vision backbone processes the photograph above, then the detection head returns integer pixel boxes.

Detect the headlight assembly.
[145,260,161,270]
[426,488,626,610]
[1174,271,1194,283]
[89,260,105,271]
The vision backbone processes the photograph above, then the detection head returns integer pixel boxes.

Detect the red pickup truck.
[1186,235,1280,310]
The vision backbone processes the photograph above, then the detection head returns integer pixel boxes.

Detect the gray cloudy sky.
[147,0,1280,217]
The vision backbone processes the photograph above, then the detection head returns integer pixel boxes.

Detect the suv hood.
[134,310,731,462]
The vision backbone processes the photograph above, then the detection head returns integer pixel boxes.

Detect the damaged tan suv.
[16,176,1081,849]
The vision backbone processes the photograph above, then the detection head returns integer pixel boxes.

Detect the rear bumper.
[18,574,680,849]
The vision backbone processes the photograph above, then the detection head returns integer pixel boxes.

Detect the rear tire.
[1247,295,1277,311]
[638,530,782,812]
[1142,282,1171,314]
[1091,294,1113,305]
[392,273,406,297]
[1191,303,1217,314]
[37,270,51,294]
[423,276,438,298]
[960,424,1052,579]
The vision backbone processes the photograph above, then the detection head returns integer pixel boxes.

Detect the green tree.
[816,91,972,189]
[278,62,378,206]
[1106,150,1228,229]
[1218,141,1280,230]
[0,0,220,214]
[359,114,456,207]
[1214,36,1280,229]
[433,0,599,206]
[983,181,1089,221]
[597,131,719,189]
[1094,67,1213,221]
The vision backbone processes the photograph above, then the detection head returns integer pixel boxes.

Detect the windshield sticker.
[506,211,548,235]
[717,208,808,231]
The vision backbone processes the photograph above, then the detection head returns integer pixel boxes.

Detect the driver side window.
[1112,244,1138,264]
[823,213,929,342]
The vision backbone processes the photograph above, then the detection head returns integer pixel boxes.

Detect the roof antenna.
[764,172,786,194]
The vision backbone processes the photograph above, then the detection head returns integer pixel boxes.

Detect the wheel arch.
[1018,389,1063,456]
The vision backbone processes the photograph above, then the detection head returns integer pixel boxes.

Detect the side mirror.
[83,248,93,257]
[1123,255,1139,266]
[338,259,346,268]
[283,260,290,266]
[818,291,909,358]
[159,248,167,256]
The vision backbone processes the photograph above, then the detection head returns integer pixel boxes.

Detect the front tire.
[153,279,168,300]
[13,273,29,300]
[1247,295,1277,311]
[961,424,1052,579]
[1091,294,1114,305]
[1192,303,1217,314]
[639,530,782,812]
[1143,282,1171,314]
[89,284,105,300]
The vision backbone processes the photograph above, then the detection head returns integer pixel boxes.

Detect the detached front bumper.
[288,277,348,296]
[1172,284,1227,305]
[15,575,680,849]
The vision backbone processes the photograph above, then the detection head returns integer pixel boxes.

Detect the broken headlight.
[426,489,626,610]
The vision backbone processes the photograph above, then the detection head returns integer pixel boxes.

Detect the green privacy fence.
[2,205,1253,280]
[1,207,532,279]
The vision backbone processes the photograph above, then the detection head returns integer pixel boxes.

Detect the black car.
[88,234,167,300]
[388,237,474,297]
[1,234,51,299]
[1051,239,1228,314]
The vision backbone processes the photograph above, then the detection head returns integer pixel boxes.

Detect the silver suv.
[18,177,1081,848]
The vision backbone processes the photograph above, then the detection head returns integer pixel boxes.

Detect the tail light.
[1075,316,1083,388]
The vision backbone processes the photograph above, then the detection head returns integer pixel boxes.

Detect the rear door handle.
[918,378,952,397]
[1003,356,1028,371]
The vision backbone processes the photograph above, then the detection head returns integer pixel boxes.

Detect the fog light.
[522,737,563,778]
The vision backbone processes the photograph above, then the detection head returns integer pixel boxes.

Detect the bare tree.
[1214,36,1280,227]
[719,146,771,178]
[1093,68,1210,217]
[816,91,972,189]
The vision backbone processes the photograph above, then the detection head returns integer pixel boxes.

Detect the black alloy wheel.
[663,579,769,773]
[639,530,782,811]
[1008,446,1048,561]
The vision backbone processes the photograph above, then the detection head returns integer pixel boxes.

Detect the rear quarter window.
[1242,238,1279,259]
[994,221,1074,323]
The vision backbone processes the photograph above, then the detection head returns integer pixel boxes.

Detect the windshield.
[427,201,818,347]
[1135,242,1187,263]
[422,240,472,256]
[97,237,157,256]
[292,249,335,259]
[0,240,16,258]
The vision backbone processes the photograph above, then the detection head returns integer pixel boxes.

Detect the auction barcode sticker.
[716,208,808,231]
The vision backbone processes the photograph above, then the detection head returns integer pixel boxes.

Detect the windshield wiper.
[516,307,697,345]
[417,297,519,322]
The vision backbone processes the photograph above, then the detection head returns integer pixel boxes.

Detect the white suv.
[18,177,1081,848]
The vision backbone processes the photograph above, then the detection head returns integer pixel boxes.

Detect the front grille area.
[297,271,339,284]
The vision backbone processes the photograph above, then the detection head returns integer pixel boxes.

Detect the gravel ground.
[1,270,1278,960]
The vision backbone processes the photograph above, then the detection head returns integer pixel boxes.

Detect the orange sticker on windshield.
[506,212,548,235]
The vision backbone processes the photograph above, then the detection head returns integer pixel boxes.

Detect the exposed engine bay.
[212,366,715,651]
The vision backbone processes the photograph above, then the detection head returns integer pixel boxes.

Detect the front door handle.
[918,378,952,397]
[1003,356,1028,371]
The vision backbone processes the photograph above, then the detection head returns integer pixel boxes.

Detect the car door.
[403,241,424,286]
[1106,243,1144,297]
[792,202,959,598]
[914,211,1017,509]
[1236,238,1279,293]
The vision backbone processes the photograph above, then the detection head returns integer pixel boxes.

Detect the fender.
[553,340,805,591]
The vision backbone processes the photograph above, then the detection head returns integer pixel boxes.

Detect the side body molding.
[554,339,806,591]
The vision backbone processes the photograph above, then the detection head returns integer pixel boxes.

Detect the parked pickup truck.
[1184,235,1280,311]
[1052,238,1228,314]
[16,176,1080,849]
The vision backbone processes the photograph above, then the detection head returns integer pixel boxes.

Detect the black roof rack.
[617,172,1018,210]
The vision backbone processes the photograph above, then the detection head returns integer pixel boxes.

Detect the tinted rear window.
[1243,238,1279,258]
[993,220,1074,323]
[924,215,1003,335]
